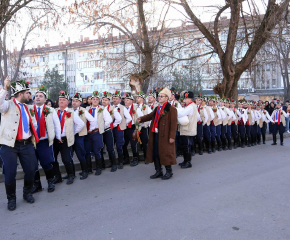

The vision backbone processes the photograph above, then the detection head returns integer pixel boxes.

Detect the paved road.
[0,139,290,240]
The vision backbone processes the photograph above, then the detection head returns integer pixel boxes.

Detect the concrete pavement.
[0,138,290,240]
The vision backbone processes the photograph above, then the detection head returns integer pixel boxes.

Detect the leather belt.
[15,137,32,145]
[88,128,99,135]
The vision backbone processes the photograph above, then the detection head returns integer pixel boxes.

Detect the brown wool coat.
[140,102,177,166]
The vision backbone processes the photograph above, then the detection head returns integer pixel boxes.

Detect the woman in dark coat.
[138,87,177,180]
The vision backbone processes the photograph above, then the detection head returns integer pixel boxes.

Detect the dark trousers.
[196,123,203,144]
[245,125,251,141]
[139,127,149,157]
[261,123,267,140]
[35,139,55,171]
[210,122,216,141]
[53,139,73,176]
[268,122,273,134]
[226,125,232,142]
[123,125,139,158]
[221,124,227,140]
[251,123,257,138]
[203,124,211,142]
[0,143,38,184]
[215,124,221,142]
[180,135,194,153]
[272,123,285,136]
[103,129,116,156]
[84,131,103,159]
[113,127,124,154]
[72,134,86,163]
[152,133,162,170]
[238,124,246,139]
[231,124,238,141]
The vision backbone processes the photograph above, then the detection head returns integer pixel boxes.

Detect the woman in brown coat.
[137,87,177,180]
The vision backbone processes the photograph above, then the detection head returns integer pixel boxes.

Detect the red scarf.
[87,108,93,130]
[128,104,133,128]
[278,110,281,125]
[197,105,201,124]
[13,99,39,142]
[57,110,67,134]
[152,102,167,133]
[107,104,114,129]
[34,105,46,137]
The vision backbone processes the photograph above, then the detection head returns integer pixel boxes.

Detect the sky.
[7,0,268,51]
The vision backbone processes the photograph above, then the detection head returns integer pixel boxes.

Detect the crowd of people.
[0,77,289,211]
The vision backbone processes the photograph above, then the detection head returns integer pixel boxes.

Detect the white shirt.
[89,105,112,129]
[253,109,261,122]
[212,106,222,120]
[178,103,200,120]
[137,103,152,127]
[260,109,273,123]
[73,107,96,132]
[205,106,215,121]
[35,104,61,140]
[104,104,122,128]
[197,105,208,125]
[15,99,31,140]
[114,103,132,125]
[58,107,84,137]
[125,104,137,126]
[271,108,289,123]
[218,107,227,120]
[170,100,181,108]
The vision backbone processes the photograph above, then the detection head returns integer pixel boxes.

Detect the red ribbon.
[34,105,46,137]
[87,108,93,130]
[278,110,281,125]
[128,104,133,128]
[107,104,114,129]
[13,99,39,142]
[57,110,67,134]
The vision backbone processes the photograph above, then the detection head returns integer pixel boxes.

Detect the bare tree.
[169,0,290,99]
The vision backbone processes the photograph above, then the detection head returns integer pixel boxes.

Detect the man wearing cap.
[86,91,112,175]
[31,85,61,194]
[229,99,240,149]
[0,77,39,211]
[195,94,208,155]
[271,100,289,145]
[101,91,122,172]
[201,96,213,153]
[123,92,142,167]
[169,87,181,108]
[71,92,96,179]
[260,102,273,144]
[244,101,255,147]
[147,90,158,111]
[136,91,152,164]
[112,90,132,169]
[177,91,198,168]
[137,87,177,180]
[52,90,85,185]
[209,96,222,152]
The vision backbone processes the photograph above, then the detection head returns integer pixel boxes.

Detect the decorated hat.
[135,90,147,99]
[159,87,171,99]
[202,96,208,102]
[196,93,203,99]
[125,92,134,100]
[208,95,217,102]
[230,99,236,104]
[72,92,82,102]
[11,80,30,95]
[148,90,157,98]
[59,90,69,100]
[102,91,112,100]
[113,90,121,98]
[91,91,100,98]
[170,87,176,95]
[35,85,48,97]
[276,99,282,105]
[181,91,194,99]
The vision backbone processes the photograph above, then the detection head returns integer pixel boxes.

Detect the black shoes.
[130,157,139,167]
[150,170,163,179]
[271,142,277,145]
[111,165,118,172]
[65,165,75,185]
[52,175,63,184]
[162,166,173,180]
[31,170,43,194]
[118,163,124,169]
[181,152,192,169]
[23,180,35,204]
[5,182,16,211]
[95,168,102,175]
[95,158,103,175]
[80,162,89,180]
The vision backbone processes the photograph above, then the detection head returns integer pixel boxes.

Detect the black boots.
[23,180,35,204]
[181,152,192,169]
[233,139,238,149]
[130,154,139,167]
[280,135,284,146]
[198,142,203,155]
[31,170,43,194]
[247,136,251,147]
[45,168,55,193]
[5,182,16,211]
[207,141,212,154]
[162,166,173,180]
[228,139,232,150]
[191,144,196,156]
[222,138,228,151]
[257,134,261,145]
[95,158,102,175]
[150,158,163,179]
[211,141,216,153]
[241,138,245,148]
[262,134,266,144]
[272,135,277,145]
[62,161,76,179]
[86,155,93,173]
[118,154,124,169]
[217,140,222,151]
[80,161,89,180]
[65,165,75,184]
[109,154,118,172]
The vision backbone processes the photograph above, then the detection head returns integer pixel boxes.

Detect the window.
[272,79,276,88]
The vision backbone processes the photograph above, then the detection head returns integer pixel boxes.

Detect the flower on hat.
[185,93,188,98]
[60,90,64,94]
[41,86,43,89]
[104,91,107,95]
[27,82,29,84]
